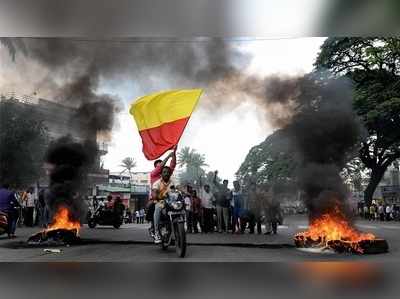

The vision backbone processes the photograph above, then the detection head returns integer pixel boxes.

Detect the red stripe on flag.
[139,117,190,160]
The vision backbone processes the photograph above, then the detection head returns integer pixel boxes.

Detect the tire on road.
[174,222,186,258]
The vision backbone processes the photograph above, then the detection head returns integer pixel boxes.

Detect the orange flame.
[46,207,81,233]
[295,207,375,253]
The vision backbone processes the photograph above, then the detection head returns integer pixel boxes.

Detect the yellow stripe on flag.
[130,89,202,131]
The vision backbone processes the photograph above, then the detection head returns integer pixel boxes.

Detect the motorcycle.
[87,205,123,229]
[0,211,8,236]
[154,196,187,258]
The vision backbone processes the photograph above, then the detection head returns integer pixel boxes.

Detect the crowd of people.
[0,184,48,238]
[173,174,283,236]
[146,147,283,243]
[359,202,400,221]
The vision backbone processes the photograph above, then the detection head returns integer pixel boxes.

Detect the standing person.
[247,183,265,234]
[184,185,193,233]
[213,171,231,233]
[363,205,369,219]
[231,181,243,234]
[378,204,385,221]
[386,205,392,221]
[24,187,36,227]
[37,189,46,228]
[265,187,281,235]
[369,204,375,221]
[0,183,20,238]
[136,210,140,224]
[139,208,145,224]
[199,184,215,233]
[14,191,24,227]
[191,190,201,233]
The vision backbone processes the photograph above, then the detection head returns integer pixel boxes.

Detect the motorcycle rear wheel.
[174,222,186,258]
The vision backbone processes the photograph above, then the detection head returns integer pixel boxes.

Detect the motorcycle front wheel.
[88,219,97,228]
[174,222,186,258]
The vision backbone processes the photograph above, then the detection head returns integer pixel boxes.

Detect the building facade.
[0,94,110,194]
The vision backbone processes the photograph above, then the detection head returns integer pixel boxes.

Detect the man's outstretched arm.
[169,145,177,172]
[213,170,220,187]
[151,151,174,178]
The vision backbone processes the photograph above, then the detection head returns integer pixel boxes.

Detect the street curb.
[1,239,295,249]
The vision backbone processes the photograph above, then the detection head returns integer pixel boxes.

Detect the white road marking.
[122,224,150,229]
[381,225,400,230]
[297,225,309,229]
[356,224,378,229]
[278,225,289,229]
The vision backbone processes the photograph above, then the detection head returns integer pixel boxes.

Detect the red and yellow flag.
[130,89,202,160]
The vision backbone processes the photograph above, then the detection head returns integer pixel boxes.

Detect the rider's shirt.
[152,178,174,200]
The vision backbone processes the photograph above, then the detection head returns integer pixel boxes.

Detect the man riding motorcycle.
[151,166,175,244]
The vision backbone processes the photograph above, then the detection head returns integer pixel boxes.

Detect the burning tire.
[294,208,389,254]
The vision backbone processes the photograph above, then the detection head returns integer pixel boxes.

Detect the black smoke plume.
[45,136,97,222]
[269,73,361,220]
[2,38,360,221]
[1,37,251,221]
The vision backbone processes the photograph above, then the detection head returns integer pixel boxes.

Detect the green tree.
[0,98,49,188]
[341,157,366,192]
[236,129,297,191]
[178,146,208,187]
[315,37,400,205]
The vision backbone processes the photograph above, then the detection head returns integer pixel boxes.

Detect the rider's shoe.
[148,227,155,238]
[154,232,162,244]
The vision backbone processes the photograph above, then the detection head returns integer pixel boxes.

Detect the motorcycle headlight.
[171,201,183,210]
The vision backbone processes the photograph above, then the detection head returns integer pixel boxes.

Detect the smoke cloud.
[265,74,360,220]
[45,136,97,221]
[1,38,360,221]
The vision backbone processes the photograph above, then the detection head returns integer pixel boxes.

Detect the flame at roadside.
[294,206,376,254]
[46,207,81,234]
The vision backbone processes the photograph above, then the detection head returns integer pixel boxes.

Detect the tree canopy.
[0,98,49,188]
[315,37,400,204]
[236,129,297,190]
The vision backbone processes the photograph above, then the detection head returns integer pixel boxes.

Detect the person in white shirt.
[24,187,36,227]
[199,184,215,233]
[136,210,140,224]
[386,205,392,221]
[183,185,193,233]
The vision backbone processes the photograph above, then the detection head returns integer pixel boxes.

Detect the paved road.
[0,215,399,261]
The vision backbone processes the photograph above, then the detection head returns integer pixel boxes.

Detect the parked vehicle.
[0,211,8,235]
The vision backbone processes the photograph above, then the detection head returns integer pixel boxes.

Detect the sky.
[101,37,327,183]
